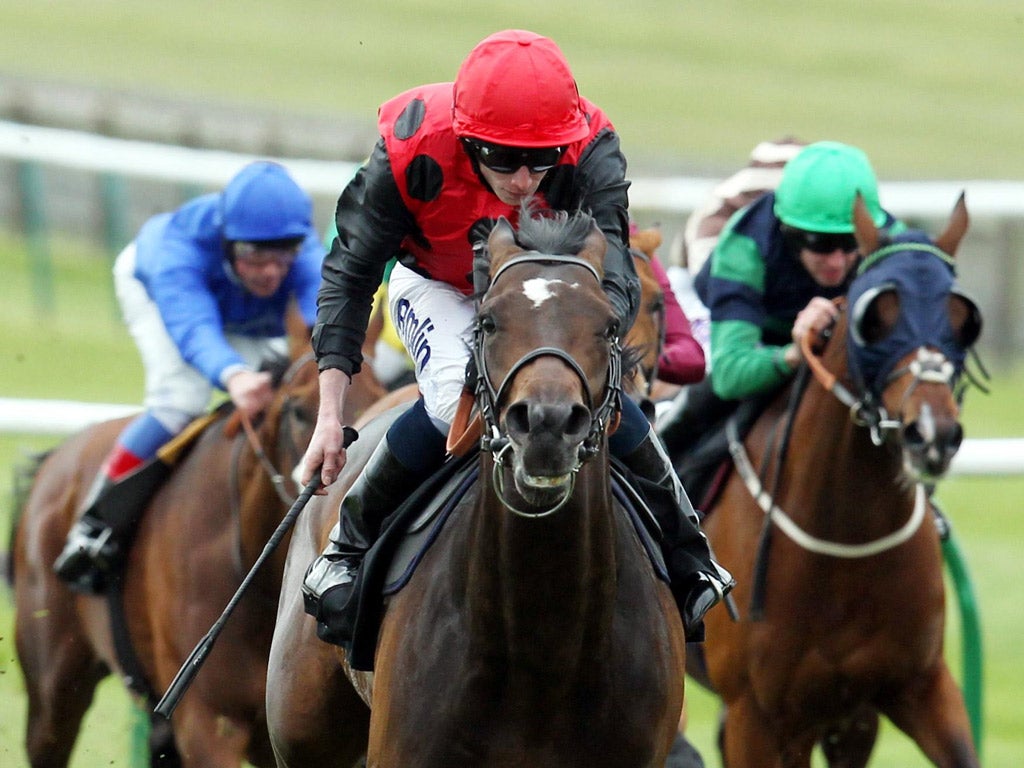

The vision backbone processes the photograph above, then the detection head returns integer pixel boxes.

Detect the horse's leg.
[172,699,255,768]
[266,585,370,767]
[818,705,879,768]
[15,595,105,768]
[881,664,979,768]
[719,694,813,768]
[267,505,370,768]
[148,713,183,768]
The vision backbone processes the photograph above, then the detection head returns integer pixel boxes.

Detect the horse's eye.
[479,315,497,335]
[949,293,982,348]
[851,285,899,347]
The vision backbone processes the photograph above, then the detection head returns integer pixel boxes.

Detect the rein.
[227,351,316,574]
[728,417,928,558]
[473,254,623,518]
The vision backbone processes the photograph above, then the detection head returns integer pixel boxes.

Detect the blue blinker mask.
[847,235,981,397]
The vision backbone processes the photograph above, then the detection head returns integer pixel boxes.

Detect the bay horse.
[692,195,982,767]
[625,228,667,405]
[10,331,385,768]
[266,211,688,768]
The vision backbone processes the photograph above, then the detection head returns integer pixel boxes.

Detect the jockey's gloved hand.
[226,368,274,418]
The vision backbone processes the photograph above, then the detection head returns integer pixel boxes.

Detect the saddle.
[344,451,668,672]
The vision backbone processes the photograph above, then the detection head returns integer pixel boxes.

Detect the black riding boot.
[619,429,735,640]
[53,473,117,592]
[302,438,430,646]
[54,458,170,594]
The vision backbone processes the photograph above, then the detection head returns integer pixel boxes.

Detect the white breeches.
[387,261,475,428]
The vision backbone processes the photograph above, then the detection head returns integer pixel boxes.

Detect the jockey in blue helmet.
[55,161,324,593]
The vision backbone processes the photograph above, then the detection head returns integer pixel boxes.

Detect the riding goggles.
[232,241,300,268]
[470,141,564,174]
[793,229,859,255]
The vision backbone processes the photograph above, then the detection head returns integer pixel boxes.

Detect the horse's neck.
[234,415,296,573]
[466,456,618,662]
[769,360,913,534]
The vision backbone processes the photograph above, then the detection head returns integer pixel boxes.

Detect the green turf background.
[1,2,1022,764]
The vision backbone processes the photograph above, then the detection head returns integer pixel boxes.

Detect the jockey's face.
[232,242,298,297]
[478,164,549,206]
[798,246,858,288]
[792,230,859,288]
[469,141,563,207]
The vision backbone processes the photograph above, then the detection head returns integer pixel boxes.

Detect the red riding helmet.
[452,29,590,148]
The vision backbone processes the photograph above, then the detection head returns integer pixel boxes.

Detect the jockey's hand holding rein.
[300,367,351,494]
[784,296,840,369]
[227,368,275,419]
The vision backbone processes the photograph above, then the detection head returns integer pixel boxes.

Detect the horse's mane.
[6,448,54,587]
[515,201,596,255]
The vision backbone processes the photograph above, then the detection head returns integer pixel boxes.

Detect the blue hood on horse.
[846,231,980,397]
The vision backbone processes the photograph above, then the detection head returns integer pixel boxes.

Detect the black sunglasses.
[795,230,859,255]
[470,141,564,174]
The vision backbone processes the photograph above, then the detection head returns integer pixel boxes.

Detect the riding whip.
[154,426,357,719]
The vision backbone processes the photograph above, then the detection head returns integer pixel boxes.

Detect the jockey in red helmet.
[300,29,733,652]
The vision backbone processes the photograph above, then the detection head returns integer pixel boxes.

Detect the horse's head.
[845,193,982,481]
[624,225,666,393]
[263,335,320,489]
[473,208,623,512]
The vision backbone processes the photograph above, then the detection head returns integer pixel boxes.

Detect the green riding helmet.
[774,141,886,233]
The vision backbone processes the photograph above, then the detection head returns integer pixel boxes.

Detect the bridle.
[472,252,623,517]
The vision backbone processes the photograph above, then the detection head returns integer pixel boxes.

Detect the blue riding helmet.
[846,231,981,396]
[220,161,313,242]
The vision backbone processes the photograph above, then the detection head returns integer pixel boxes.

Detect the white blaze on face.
[521,278,579,308]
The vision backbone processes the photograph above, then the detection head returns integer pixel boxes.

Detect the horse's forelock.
[516,202,595,256]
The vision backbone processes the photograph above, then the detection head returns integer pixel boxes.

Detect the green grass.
[1,2,1023,762]
[1,232,1023,765]
[2,1,1023,179]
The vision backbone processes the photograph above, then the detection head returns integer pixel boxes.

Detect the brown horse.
[692,196,982,767]
[625,232,667,403]
[10,333,385,768]
[267,211,687,768]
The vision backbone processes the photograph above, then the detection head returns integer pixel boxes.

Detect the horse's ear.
[487,217,521,276]
[579,220,608,277]
[934,192,969,257]
[285,300,312,359]
[852,193,880,255]
[629,226,662,258]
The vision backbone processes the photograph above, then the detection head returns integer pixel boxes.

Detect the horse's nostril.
[565,403,592,442]
[505,402,530,438]
[903,422,924,448]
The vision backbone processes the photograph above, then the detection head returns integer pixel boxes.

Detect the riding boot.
[53,472,117,591]
[619,428,735,641]
[302,437,432,646]
[53,457,172,594]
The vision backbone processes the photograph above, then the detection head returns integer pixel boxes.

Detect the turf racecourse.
[1,241,1022,767]
[2,1,1022,762]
